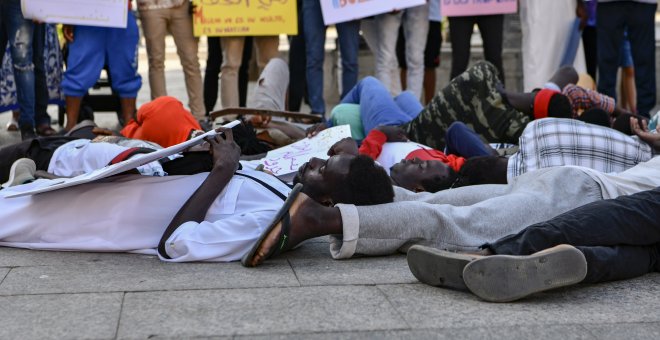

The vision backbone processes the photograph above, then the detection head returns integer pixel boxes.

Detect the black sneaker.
[19,125,37,141]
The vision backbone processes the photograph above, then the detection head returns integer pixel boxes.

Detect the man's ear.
[413,186,425,193]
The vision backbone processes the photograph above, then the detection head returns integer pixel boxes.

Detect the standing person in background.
[60,1,141,132]
[204,37,252,114]
[447,7,504,84]
[287,0,307,112]
[397,0,442,104]
[303,0,360,117]
[362,3,429,99]
[596,0,656,117]
[520,0,587,91]
[578,0,598,81]
[618,31,636,113]
[220,34,279,109]
[137,0,205,121]
[0,0,41,139]
[0,22,61,137]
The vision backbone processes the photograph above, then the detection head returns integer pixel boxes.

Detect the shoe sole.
[407,245,476,291]
[462,245,587,303]
[1,158,36,188]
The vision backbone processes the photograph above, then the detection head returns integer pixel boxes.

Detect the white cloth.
[47,139,166,177]
[520,0,587,91]
[428,0,442,21]
[0,170,290,262]
[578,156,660,199]
[375,142,431,174]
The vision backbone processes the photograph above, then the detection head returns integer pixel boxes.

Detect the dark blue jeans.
[487,187,660,284]
[0,0,36,127]
[303,0,360,115]
[596,1,657,117]
[445,122,495,158]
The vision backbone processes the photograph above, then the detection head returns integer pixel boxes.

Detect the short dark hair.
[456,156,508,187]
[578,108,611,128]
[333,155,394,205]
[547,94,572,118]
[612,113,648,135]
[420,168,459,193]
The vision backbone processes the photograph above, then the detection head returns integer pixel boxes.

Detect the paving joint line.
[113,292,126,340]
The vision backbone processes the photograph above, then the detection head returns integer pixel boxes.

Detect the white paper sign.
[243,125,352,177]
[320,0,426,25]
[6,120,241,198]
[21,0,129,28]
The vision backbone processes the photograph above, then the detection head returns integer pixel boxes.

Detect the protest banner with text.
[21,0,128,28]
[320,0,426,25]
[440,0,517,17]
[193,0,297,37]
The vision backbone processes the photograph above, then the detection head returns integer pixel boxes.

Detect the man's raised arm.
[158,128,241,258]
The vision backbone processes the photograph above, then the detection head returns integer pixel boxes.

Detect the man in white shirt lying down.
[0,128,395,262]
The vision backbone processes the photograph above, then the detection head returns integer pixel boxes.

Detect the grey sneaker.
[1,158,37,188]
[407,245,482,291]
[462,244,587,302]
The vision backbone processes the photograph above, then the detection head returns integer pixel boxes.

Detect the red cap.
[533,89,560,120]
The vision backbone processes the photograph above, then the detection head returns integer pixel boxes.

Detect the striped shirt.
[563,84,616,117]
[507,118,654,179]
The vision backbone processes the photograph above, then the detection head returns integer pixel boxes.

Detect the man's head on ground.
[533,89,572,119]
[577,108,611,128]
[390,158,458,193]
[293,154,394,206]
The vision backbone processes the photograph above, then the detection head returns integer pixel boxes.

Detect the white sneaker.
[1,158,37,188]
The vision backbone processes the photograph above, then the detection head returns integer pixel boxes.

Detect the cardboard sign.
[320,0,426,25]
[5,121,241,198]
[192,0,297,37]
[242,125,351,177]
[21,0,128,28]
[441,0,517,17]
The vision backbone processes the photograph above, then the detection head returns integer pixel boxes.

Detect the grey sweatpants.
[331,167,604,259]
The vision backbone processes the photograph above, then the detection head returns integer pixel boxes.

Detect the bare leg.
[620,66,637,113]
[119,97,137,126]
[64,96,83,131]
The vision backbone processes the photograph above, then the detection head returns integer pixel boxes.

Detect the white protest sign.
[243,125,352,177]
[21,0,129,28]
[320,0,426,25]
[5,121,241,198]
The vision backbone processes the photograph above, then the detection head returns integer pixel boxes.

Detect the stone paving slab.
[117,286,409,338]
[377,275,660,329]
[0,292,122,339]
[238,324,598,340]
[0,258,298,295]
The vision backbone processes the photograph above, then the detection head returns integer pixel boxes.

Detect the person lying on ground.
[242,155,660,267]
[406,186,660,302]
[0,128,394,262]
[327,116,657,193]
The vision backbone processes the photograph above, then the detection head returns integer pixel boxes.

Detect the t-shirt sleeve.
[358,130,388,159]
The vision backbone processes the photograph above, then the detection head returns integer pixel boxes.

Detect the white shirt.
[577,156,660,199]
[376,142,432,174]
[0,170,290,262]
[48,139,165,177]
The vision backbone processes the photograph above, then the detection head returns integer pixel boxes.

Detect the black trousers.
[287,0,307,112]
[486,188,660,284]
[447,15,504,84]
[582,25,598,82]
[596,2,657,117]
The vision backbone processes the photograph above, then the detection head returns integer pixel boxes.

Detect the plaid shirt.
[563,84,616,117]
[507,118,654,179]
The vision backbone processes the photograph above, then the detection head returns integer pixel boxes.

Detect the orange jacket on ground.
[121,96,201,148]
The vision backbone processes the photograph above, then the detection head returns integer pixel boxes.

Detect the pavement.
[1,38,660,339]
